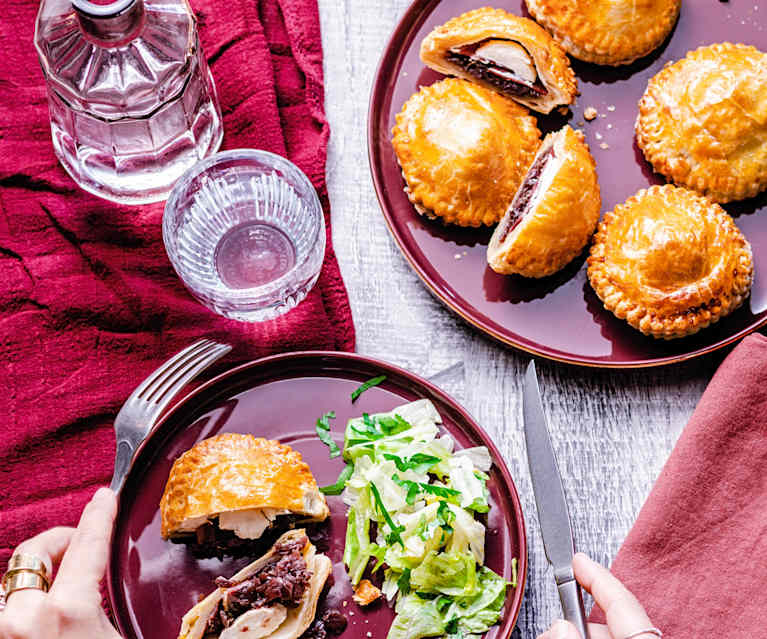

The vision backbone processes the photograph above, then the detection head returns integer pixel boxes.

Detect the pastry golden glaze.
[178,531,332,639]
[524,0,681,66]
[588,185,753,339]
[636,43,767,203]
[160,434,329,540]
[392,78,541,227]
[487,126,600,278]
[420,7,577,114]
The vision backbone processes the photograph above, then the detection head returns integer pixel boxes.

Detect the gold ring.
[2,553,51,596]
[5,553,50,583]
[1,571,49,599]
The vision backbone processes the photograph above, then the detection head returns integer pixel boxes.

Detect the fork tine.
[141,341,220,404]
[132,339,214,399]
[149,344,232,412]
[141,340,220,402]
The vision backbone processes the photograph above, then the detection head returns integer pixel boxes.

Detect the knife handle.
[557,577,590,639]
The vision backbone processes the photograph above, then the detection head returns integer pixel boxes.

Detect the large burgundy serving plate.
[369,0,767,367]
[107,351,527,639]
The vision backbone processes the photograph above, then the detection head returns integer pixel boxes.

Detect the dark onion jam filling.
[498,145,556,243]
[173,514,308,560]
[204,535,312,636]
[299,609,348,639]
[446,40,547,99]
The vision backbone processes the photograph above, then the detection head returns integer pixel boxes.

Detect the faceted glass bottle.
[34,0,224,204]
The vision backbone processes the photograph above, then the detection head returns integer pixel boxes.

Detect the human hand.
[537,553,660,639]
[0,487,122,639]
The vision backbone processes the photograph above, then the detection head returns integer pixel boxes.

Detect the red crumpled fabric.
[0,0,354,569]
[590,333,767,638]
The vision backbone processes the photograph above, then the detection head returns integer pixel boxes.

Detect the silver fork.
[110,339,232,492]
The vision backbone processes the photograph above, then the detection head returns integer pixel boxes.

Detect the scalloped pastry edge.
[587,185,753,340]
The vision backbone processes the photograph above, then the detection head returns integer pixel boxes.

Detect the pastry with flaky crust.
[487,126,600,278]
[178,530,332,639]
[525,0,681,66]
[392,77,541,227]
[160,434,329,554]
[636,43,767,203]
[588,185,753,339]
[420,7,576,114]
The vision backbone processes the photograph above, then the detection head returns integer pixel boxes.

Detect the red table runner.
[0,0,354,568]
[590,333,767,638]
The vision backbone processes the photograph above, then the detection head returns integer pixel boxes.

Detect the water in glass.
[34,0,223,204]
[164,150,326,322]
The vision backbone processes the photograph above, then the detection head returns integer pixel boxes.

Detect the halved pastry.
[587,185,753,339]
[420,7,577,114]
[160,434,329,557]
[636,43,767,203]
[524,0,681,66]
[178,530,332,639]
[392,77,541,227]
[487,126,600,278]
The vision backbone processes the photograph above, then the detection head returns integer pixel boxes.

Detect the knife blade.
[523,360,590,639]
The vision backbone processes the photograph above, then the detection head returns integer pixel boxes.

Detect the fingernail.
[551,620,573,639]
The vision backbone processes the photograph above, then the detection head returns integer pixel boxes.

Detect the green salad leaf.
[320,462,354,495]
[387,595,446,639]
[351,375,387,402]
[370,481,405,548]
[384,452,442,473]
[315,411,340,458]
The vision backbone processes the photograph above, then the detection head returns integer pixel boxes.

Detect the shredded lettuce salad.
[334,398,514,639]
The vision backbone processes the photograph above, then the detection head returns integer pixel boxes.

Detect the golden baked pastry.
[420,7,577,114]
[178,530,332,639]
[636,43,767,203]
[160,434,329,543]
[487,125,600,278]
[587,185,753,339]
[525,0,681,66]
[392,77,541,227]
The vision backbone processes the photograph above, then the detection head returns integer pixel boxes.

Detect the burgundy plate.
[368,0,767,368]
[107,352,527,639]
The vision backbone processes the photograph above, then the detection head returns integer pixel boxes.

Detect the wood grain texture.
[316,0,722,635]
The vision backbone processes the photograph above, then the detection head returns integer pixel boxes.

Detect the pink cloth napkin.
[0,0,354,570]
[590,333,767,638]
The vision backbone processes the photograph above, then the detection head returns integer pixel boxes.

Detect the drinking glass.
[163,149,326,321]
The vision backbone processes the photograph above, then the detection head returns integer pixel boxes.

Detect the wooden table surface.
[317,1,725,635]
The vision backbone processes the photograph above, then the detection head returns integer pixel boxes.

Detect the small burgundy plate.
[107,352,527,639]
[368,0,767,368]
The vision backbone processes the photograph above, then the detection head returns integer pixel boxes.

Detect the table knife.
[523,360,590,639]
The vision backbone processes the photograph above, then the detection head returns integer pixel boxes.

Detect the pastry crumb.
[577,121,585,127]
[607,105,616,112]
[454,253,462,259]
[595,132,603,140]
[342,601,348,607]
[584,107,598,121]
[607,123,613,129]
[366,633,373,638]
[599,142,610,150]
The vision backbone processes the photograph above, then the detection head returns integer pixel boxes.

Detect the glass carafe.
[34,0,224,204]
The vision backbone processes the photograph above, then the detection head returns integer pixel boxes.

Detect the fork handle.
[110,440,135,492]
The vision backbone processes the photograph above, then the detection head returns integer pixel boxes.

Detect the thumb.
[539,620,581,639]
